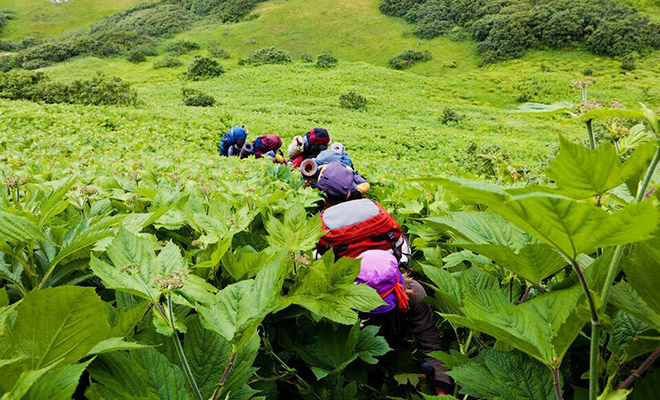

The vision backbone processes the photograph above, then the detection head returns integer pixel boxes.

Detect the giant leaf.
[443,284,588,367]
[547,136,652,198]
[265,203,324,253]
[622,236,660,320]
[284,252,385,325]
[0,211,46,245]
[198,253,286,350]
[447,350,556,400]
[23,359,93,400]
[610,282,660,332]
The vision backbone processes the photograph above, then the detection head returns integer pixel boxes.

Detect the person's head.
[304,128,330,149]
[355,250,409,314]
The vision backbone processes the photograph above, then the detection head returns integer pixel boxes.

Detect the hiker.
[316,197,411,268]
[301,161,369,204]
[239,134,283,159]
[218,126,248,157]
[252,134,283,159]
[287,135,304,160]
[312,148,353,168]
[292,128,330,168]
[356,250,453,396]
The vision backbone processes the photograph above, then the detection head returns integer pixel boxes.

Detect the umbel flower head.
[152,270,188,291]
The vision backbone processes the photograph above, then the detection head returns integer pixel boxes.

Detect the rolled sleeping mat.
[330,142,345,153]
[300,159,319,179]
[239,142,254,159]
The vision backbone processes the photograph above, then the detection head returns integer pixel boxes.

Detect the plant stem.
[212,352,237,400]
[519,285,532,304]
[616,346,660,390]
[167,293,203,400]
[601,146,660,309]
[586,119,596,150]
[570,258,600,400]
[552,367,564,400]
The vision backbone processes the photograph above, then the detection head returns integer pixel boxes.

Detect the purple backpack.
[315,162,358,199]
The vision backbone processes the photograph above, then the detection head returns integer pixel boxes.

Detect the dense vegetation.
[0,0,659,398]
[379,0,660,63]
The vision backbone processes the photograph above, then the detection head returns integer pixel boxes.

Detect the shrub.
[586,15,659,57]
[388,49,432,69]
[316,53,338,69]
[0,55,15,72]
[339,91,367,110]
[243,46,292,65]
[182,88,216,107]
[126,45,156,63]
[620,54,637,71]
[187,56,224,80]
[582,67,593,76]
[515,79,549,102]
[90,3,191,38]
[188,0,265,22]
[440,107,465,124]
[0,9,15,34]
[0,71,139,106]
[208,41,231,58]
[0,39,17,52]
[167,40,200,55]
[153,56,183,69]
[18,36,97,69]
[300,52,314,63]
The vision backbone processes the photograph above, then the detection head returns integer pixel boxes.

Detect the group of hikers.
[218,126,452,396]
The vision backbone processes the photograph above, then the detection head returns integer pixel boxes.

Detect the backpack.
[318,199,411,267]
[306,128,330,146]
[258,135,282,152]
[315,162,358,199]
[313,150,352,167]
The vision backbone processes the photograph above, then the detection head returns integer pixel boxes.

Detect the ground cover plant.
[0,0,660,398]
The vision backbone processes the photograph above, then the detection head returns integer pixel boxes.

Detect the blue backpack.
[313,150,352,167]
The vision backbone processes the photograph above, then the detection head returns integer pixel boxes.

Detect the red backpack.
[317,199,411,267]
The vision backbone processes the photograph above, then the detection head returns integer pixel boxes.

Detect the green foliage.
[388,49,432,69]
[440,107,464,125]
[167,40,201,55]
[207,41,231,59]
[153,56,183,69]
[182,88,216,107]
[381,0,660,63]
[0,9,15,34]
[242,46,293,66]
[315,53,338,69]
[339,91,367,111]
[125,45,157,63]
[186,55,225,80]
[300,52,314,63]
[0,71,139,106]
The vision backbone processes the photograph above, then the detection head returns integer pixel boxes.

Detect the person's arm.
[292,156,303,169]
[406,280,453,392]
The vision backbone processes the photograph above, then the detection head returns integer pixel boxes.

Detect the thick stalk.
[571,259,600,400]
[601,146,660,309]
[167,293,203,400]
[586,119,596,150]
[552,368,564,400]
[212,352,237,400]
[616,346,660,390]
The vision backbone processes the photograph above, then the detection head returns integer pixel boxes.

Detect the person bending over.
[356,250,453,396]
[218,126,248,157]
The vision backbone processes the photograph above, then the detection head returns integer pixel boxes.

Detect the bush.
[0,71,139,106]
[440,107,465,124]
[0,9,15,34]
[243,46,292,66]
[153,56,183,69]
[586,15,659,57]
[0,55,15,72]
[187,56,224,80]
[300,53,314,63]
[126,45,156,63]
[188,0,265,22]
[388,49,432,69]
[316,53,338,69]
[182,88,216,107]
[339,91,367,110]
[18,36,97,69]
[90,3,191,38]
[207,41,231,58]
[515,79,549,102]
[0,39,17,52]
[620,54,637,71]
[582,68,593,76]
[167,40,200,55]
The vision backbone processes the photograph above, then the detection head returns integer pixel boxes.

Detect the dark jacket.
[362,280,452,390]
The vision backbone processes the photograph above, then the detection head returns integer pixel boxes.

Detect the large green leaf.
[183,316,259,400]
[265,203,324,253]
[427,212,568,283]
[447,350,556,400]
[610,282,660,332]
[431,179,660,260]
[622,236,660,320]
[0,287,110,393]
[23,359,93,400]
[284,252,385,325]
[87,348,193,400]
[443,284,588,367]
[91,227,214,306]
[221,246,276,281]
[0,211,46,245]
[198,253,286,349]
[547,136,652,198]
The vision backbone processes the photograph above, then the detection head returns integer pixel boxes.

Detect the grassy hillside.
[0,0,143,39]
[1,0,659,180]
